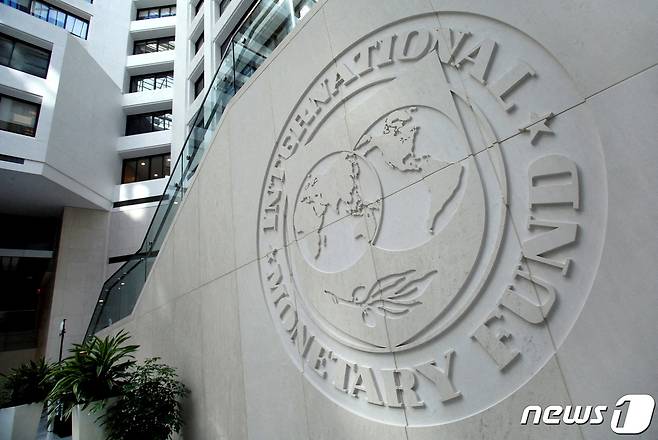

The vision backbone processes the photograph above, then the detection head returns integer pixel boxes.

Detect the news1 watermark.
[521,394,655,434]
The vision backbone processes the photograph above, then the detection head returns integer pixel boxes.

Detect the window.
[133,36,175,55]
[194,33,204,54]
[194,74,204,98]
[26,1,89,39]
[218,0,230,16]
[0,0,31,13]
[136,5,176,20]
[0,33,51,78]
[0,94,40,137]
[129,71,174,93]
[194,0,204,16]
[220,37,231,58]
[125,110,172,135]
[122,153,171,183]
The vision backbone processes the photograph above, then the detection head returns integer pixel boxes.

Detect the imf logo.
[257,13,608,426]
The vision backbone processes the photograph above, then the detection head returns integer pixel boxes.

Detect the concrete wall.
[47,36,124,206]
[100,1,658,439]
[47,207,110,360]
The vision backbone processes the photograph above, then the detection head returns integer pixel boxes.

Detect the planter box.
[72,398,117,440]
[0,402,43,440]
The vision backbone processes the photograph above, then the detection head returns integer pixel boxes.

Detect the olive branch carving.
[324,269,437,328]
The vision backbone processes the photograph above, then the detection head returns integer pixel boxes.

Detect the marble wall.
[100,1,658,438]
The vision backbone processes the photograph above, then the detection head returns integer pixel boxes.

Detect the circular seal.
[257,13,607,426]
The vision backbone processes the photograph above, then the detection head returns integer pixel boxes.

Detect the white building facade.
[0,0,265,364]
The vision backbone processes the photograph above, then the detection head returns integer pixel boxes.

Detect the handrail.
[85,0,318,338]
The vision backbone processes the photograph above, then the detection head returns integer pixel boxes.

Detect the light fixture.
[154,173,158,177]
[140,162,147,166]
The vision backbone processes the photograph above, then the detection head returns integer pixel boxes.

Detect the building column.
[45,207,110,361]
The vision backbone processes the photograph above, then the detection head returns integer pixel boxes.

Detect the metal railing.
[85,0,317,338]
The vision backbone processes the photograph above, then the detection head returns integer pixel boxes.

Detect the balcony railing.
[85,0,317,338]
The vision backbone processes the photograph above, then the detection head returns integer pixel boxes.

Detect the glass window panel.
[0,95,39,137]
[30,2,49,20]
[152,112,172,131]
[80,21,89,39]
[11,41,50,78]
[0,35,13,67]
[66,16,88,39]
[125,114,152,135]
[64,15,76,32]
[136,157,150,181]
[154,75,167,89]
[137,9,149,20]
[145,40,158,53]
[148,8,159,19]
[195,33,204,54]
[194,74,204,98]
[122,159,137,183]
[50,9,66,27]
[129,77,139,92]
[159,38,175,51]
[150,155,163,179]
[164,154,171,176]
[3,0,31,12]
[144,76,156,91]
[133,41,146,54]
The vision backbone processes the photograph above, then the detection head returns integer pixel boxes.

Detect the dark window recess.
[0,214,59,352]
[194,33,204,54]
[0,33,51,78]
[136,5,176,20]
[129,71,174,92]
[194,74,204,98]
[113,195,165,208]
[122,153,171,183]
[0,94,40,137]
[133,36,175,55]
[220,37,231,58]
[0,153,25,164]
[125,111,172,135]
[194,0,203,15]
[218,0,230,15]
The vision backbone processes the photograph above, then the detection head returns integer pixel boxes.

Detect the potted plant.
[47,330,138,440]
[101,358,190,440]
[0,359,52,440]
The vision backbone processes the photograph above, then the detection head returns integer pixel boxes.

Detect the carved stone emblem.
[257,13,607,426]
